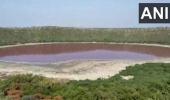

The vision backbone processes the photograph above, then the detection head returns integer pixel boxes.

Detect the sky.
[0,0,170,28]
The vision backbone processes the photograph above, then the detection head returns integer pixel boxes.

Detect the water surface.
[0,43,169,64]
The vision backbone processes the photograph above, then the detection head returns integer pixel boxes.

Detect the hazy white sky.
[0,0,170,28]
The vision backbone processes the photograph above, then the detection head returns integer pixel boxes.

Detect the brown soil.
[34,93,63,100]
[4,85,23,100]
[4,85,63,100]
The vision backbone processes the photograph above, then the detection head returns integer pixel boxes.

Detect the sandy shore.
[0,58,170,80]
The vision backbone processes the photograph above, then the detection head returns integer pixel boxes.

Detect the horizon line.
[0,26,170,29]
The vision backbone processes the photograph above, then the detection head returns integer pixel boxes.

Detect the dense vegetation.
[0,63,170,100]
[0,27,170,45]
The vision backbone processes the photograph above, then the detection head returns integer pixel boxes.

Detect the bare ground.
[0,58,170,80]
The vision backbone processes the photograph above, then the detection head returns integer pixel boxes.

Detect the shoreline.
[0,42,170,48]
[0,58,170,80]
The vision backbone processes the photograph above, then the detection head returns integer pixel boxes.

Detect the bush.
[0,63,170,99]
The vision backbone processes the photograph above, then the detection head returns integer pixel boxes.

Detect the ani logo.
[139,3,170,23]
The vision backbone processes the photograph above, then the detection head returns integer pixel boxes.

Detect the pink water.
[0,43,169,64]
